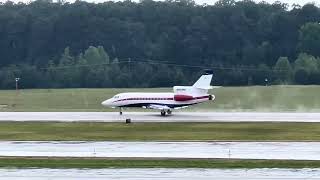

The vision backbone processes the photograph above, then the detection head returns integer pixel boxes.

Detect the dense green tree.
[294,68,309,84]
[97,46,110,64]
[18,64,44,88]
[59,47,75,66]
[0,67,16,89]
[293,53,320,84]
[273,57,293,84]
[298,22,320,57]
[294,53,318,74]
[84,46,105,64]
[0,1,319,88]
[252,64,271,85]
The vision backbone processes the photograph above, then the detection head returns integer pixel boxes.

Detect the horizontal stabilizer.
[194,86,213,90]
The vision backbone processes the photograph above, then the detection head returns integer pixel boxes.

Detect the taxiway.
[0,141,320,160]
[0,168,319,180]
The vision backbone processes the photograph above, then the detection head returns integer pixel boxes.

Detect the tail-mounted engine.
[174,94,194,101]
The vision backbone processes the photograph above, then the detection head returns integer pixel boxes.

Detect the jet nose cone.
[101,99,110,106]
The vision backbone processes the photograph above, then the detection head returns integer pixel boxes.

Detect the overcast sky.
[0,0,318,7]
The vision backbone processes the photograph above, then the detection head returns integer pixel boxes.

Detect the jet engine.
[174,94,194,101]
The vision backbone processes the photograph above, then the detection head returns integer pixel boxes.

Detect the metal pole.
[265,78,268,86]
[15,78,20,92]
[13,78,20,107]
[128,58,131,74]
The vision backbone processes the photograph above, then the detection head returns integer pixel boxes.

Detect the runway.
[1,112,320,122]
[1,141,320,160]
[0,168,320,180]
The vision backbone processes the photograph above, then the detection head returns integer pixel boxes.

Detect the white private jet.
[101,70,215,116]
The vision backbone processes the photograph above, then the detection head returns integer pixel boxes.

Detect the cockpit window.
[113,95,120,99]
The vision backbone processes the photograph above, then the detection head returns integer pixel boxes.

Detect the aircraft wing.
[174,106,189,110]
[147,104,171,110]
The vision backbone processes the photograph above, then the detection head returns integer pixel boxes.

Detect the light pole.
[15,78,20,91]
[13,77,20,107]
[265,78,268,86]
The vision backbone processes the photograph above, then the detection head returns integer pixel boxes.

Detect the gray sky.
[0,0,318,7]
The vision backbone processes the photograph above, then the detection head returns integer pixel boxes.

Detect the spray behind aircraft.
[102,70,215,116]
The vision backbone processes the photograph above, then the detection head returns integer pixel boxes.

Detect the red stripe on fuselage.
[113,96,208,103]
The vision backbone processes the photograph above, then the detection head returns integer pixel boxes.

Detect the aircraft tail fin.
[192,70,213,90]
[173,70,213,97]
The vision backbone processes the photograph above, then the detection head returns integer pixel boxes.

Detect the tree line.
[1,45,320,88]
[0,0,320,88]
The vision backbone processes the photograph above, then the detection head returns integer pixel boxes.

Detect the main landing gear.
[161,109,172,116]
[119,107,123,115]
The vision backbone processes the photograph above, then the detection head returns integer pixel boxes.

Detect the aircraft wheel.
[161,110,166,116]
[167,110,172,115]
[125,118,131,123]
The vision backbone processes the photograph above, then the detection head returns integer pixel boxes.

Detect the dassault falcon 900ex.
[101,70,215,116]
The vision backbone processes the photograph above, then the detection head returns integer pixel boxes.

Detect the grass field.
[1,86,320,169]
[0,122,320,141]
[1,157,320,169]
[1,85,320,112]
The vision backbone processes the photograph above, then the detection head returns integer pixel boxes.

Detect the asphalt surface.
[0,168,319,180]
[0,112,320,122]
[1,141,320,160]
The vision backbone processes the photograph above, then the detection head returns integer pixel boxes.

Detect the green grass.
[1,158,320,169]
[1,85,320,112]
[0,122,320,141]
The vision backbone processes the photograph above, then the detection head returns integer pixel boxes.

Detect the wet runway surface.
[0,168,320,179]
[1,112,320,122]
[1,141,320,160]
